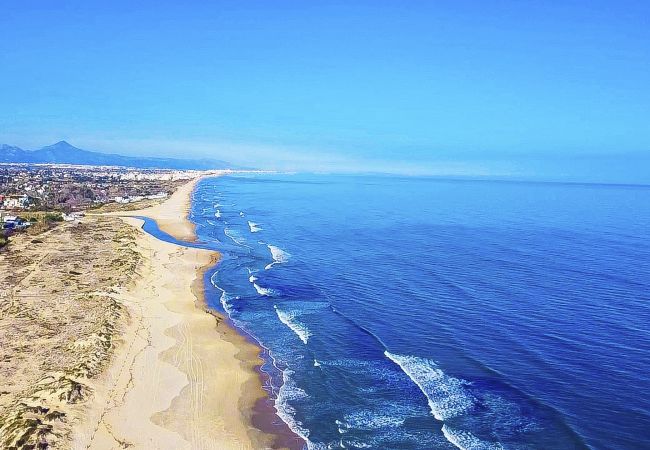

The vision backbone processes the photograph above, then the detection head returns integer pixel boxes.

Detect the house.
[62,212,84,222]
[146,192,168,200]
[2,194,31,210]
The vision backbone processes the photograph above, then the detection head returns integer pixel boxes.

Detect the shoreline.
[81,175,303,449]
[108,175,204,241]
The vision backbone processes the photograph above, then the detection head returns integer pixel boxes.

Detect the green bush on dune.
[44,213,64,222]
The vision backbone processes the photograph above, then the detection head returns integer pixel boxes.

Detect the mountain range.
[0,141,236,170]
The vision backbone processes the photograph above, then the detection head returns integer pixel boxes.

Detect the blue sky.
[1,1,649,181]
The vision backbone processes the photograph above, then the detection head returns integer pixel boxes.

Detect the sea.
[182,173,649,449]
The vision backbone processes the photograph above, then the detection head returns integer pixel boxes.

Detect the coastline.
[106,174,204,241]
[75,176,298,449]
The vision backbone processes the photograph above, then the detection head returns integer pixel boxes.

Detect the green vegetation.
[44,212,63,222]
[8,212,65,236]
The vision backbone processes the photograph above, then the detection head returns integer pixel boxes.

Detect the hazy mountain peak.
[0,140,237,170]
[42,140,78,150]
[0,144,28,162]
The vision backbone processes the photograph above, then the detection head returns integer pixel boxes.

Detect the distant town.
[0,163,224,246]
[0,163,206,210]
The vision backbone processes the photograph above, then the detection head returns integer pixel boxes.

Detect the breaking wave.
[338,410,405,431]
[249,275,276,297]
[224,228,246,245]
[275,370,325,450]
[274,305,312,344]
[265,244,290,270]
[442,425,504,450]
[382,352,506,450]
[210,274,237,317]
[248,221,263,233]
[384,351,474,421]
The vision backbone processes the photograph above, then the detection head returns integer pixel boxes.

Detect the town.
[0,163,212,246]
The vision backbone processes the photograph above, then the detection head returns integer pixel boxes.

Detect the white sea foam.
[441,425,504,450]
[313,359,321,367]
[275,370,325,450]
[248,221,263,233]
[239,211,245,217]
[265,244,290,270]
[340,410,405,430]
[342,440,371,449]
[224,228,246,245]
[247,275,275,296]
[274,305,312,344]
[219,290,235,316]
[215,210,222,219]
[318,358,402,386]
[384,351,474,421]
[254,282,274,296]
[211,276,236,317]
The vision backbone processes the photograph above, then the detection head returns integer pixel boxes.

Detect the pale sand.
[73,175,277,449]
[107,175,207,241]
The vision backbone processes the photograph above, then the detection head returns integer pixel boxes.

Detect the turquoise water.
[185,174,650,449]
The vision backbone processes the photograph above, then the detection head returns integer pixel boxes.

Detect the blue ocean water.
[189,174,650,449]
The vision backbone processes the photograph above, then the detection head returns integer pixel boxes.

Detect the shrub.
[44,213,63,222]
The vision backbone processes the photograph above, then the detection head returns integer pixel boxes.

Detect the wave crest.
[442,425,504,450]
[224,228,246,245]
[249,275,276,297]
[274,305,312,344]
[265,244,290,270]
[248,221,263,233]
[384,351,474,421]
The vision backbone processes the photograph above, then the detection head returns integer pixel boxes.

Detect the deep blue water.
[186,174,650,449]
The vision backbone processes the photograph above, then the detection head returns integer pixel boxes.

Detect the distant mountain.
[0,144,32,162]
[0,141,237,170]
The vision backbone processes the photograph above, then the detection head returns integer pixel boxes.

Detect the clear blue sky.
[1,1,649,181]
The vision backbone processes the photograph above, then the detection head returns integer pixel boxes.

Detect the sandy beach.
[73,176,281,449]
[107,175,205,241]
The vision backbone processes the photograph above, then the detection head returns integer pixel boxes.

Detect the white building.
[2,195,30,209]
